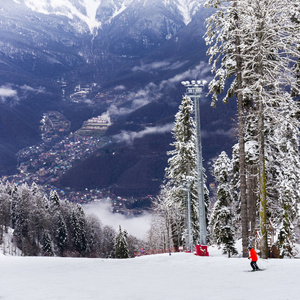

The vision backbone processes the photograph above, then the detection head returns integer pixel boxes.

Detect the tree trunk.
[238,90,248,257]
[234,1,248,257]
[258,98,268,259]
[247,164,257,238]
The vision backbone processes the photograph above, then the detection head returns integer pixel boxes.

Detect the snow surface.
[1,246,300,300]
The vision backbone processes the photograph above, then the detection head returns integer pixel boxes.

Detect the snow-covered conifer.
[70,205,88,256]
[210,151,237,257]
[56,214,68,256]
[115,225,129,259]
[49,190,60,207]
[0,192,11,239]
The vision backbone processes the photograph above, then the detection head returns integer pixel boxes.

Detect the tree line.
[0,181,141,258]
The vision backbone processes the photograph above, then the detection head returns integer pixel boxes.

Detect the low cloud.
[159,61,212,90]
[83,99,94,105]
[83,201,151,240]
[0,84,47,106]
[113,123,174,144]
[20,85,46,94]
[114,85,126,91]
[108,82,163,117]
[132,60,188,73]
[0,86,18,98]
[0,85,19,105]
[132,61,170,72]
[108,104,134,116]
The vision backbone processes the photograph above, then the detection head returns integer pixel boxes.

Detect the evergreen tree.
[70,205,87,256]
[0,192,11,239]
[28,184,50,251]
[230,144,242,236]
[13,184,31,252]
[77,205,88,254]
[49,190,60,207]
[55,214,68,256]
[210,152,238,257]
[115,225,129,259]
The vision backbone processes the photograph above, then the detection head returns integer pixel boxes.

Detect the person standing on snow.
[248,247,259,271]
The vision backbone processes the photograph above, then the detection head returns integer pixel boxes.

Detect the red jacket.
[249,248,258,261]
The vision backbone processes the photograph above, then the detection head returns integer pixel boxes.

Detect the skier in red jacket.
[248,247,259,271]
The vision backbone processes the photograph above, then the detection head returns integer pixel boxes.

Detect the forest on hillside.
[0,182,142,257]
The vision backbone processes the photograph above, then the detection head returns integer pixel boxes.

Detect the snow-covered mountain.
[14,0,203,33]
[0,0,207,80]
[0,0,230,199]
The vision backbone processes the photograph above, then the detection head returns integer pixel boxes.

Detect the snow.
[24,0,50,15]
[173,0,204,25]
[173,0,198,25]
[23,0,102,33]
[109,1,128,23]
[1,245,300,299]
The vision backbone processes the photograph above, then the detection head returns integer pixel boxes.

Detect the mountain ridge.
[12,0,204,34]
[0,0,236,200]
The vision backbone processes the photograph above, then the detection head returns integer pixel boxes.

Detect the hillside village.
[1,108,147,216]
[1,78,154,216]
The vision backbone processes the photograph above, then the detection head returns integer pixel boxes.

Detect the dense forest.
[0,181,141,257]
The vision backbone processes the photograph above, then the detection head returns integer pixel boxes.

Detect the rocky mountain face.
[0,0,235,198]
